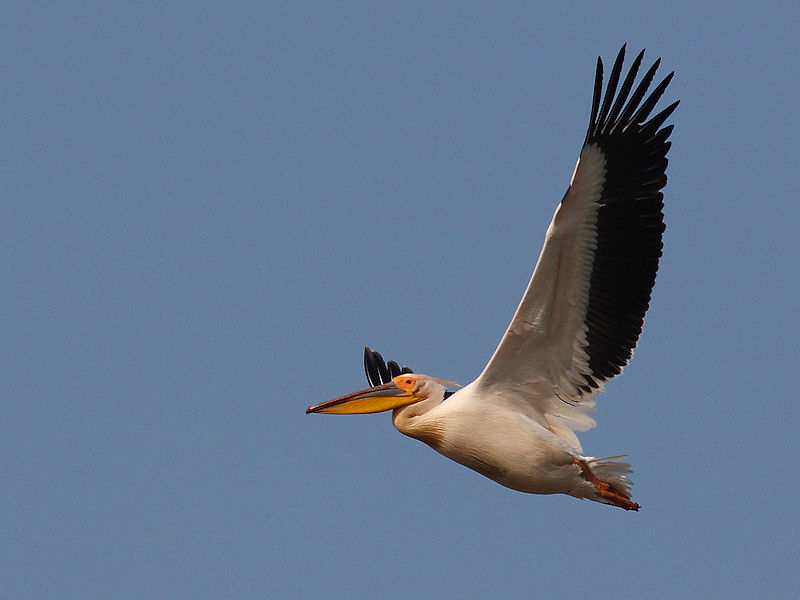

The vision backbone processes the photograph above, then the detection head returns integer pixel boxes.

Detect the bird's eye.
[404,378,413,385]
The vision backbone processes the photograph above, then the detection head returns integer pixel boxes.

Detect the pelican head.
[306,373,454,416]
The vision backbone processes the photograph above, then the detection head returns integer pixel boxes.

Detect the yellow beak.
[306,382,418,415]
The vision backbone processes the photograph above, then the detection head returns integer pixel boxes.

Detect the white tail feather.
[584,455,634,497]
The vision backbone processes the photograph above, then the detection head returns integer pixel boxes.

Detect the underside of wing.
[475,46,678,448]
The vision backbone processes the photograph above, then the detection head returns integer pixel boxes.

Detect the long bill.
[306,382,419,415]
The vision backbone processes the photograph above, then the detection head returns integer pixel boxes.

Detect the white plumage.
[307,46,678,510]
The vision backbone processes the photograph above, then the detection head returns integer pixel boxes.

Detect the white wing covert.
[474,46,678,449]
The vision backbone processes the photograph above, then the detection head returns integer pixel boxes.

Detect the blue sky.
[3,3,798,598]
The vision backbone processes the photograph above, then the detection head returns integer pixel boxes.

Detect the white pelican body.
[384,374,637,509]
[307,46,678,510]
[401,382,587,494]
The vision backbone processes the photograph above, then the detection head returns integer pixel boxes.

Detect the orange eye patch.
[392,375,416,391]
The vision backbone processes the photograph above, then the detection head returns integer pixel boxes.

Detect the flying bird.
[307,46,677,510]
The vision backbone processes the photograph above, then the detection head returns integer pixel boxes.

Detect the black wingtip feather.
[606,49,644,132]
[587,57,604,143]
[596,46,626,133]
[363,346,413,386]
[580,48,677,385]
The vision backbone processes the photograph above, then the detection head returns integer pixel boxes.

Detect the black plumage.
[579,45,678,386]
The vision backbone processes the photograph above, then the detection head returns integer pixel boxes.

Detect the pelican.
[307,46,677,510]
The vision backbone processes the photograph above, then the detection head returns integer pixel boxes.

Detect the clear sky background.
[3,3,798,599]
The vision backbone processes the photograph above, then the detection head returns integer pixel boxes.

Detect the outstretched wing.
[474,46,678,448]
[364,346,413,387]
